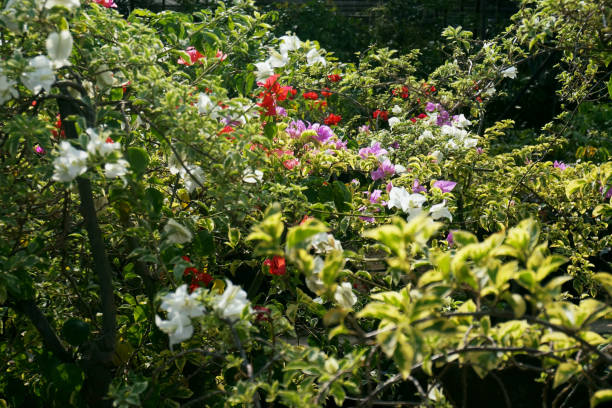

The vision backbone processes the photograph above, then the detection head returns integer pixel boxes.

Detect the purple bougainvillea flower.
[412,179,427,193]
[369,189,382,204]
[286,120,307,139]
[446,231,454,246]
[386,182,393,193]
[425,102,437,112]
[553,161,568,171]
[311,124,334,144]
[433,180,457,193]
[359,142,388,159]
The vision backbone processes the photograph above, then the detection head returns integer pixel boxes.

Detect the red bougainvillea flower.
[373,110,389,121]
[417,113,427,119]
[51,114,65,139]
[178,47,205,66]
[218,125,234,135]
[321,87,332,98]
[327,74,342,82]
[92,0,117,7]
[303,91,319,100]
[263,255,286,276]
[254,306,271,322]
[410,117,417,123]
[324,113,342,126]
[215,50,227,61]
[392,86,409,99]
[181,256,213,292]
[300,215,312,225]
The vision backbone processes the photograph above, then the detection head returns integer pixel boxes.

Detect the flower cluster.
[254,34,326,81]
[182,256,213,292]
[155,285,205,347]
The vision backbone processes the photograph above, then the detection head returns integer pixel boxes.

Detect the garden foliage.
[0,0,611,406]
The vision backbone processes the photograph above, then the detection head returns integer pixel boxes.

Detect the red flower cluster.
[254,305,271,322]
[263,255,286,276]
[178,47,205,66]
[373,110,389,121]
[51,115,65,139]
[182,256,213,292]
[303,91,319,100]
[324,113,342,126]
[320,87,332,98]
[327,74,342,82]
[257,75,295,117]
[392,86,410,99]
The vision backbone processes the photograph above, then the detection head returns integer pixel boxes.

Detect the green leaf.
[227,228,240,249]
[61,318,90,346]
[331,181,352,212]
[285,219,327,250]
[591,389,612,407]
[553,362,581,389]
[607,75,612,100]
[193,230,215,257]
[144,187,164,217]
[263,122,277,140]
[126,147,149,175]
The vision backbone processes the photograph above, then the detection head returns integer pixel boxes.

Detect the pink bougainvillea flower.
[92,0,117,7]
[283,158,299,170]
[254,305,271,322]
[178,47,204,66]
[553,161,568,171]
[359,142,387,159]
[34,145,46,155]
[371,159,395,181]
[433,180,457,193]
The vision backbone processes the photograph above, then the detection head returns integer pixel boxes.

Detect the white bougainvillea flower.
[463,137,478,148]
[21,55,55,94]
[155,313,193,347]
[52,141,88,182]
[334,282,357,309]
[196,92,220,119]
[0,70,18,104]
[155,285,205,347]
[267,49,289,68]
[388,116,401,130]
[212,280,251,321]
[243,168,263,184]
[46,30,73,68]
[160,285,205,319]
[95,64,114,88]
[419,130,434,141]
[306,256,325,294]
[452,114,472,128]
[429,201,452,221]
[279,34,302,54]
[86,128,121,157]
[388,187,426,212]
[104,159,130,179]
[391,105,402,114]
[310,232,343,254]
[181,164,205,193]
[501,66,517,79]
[45,0,80,9]
[306,48,326,66]
[254,61,274,82]
[163,219,193,244]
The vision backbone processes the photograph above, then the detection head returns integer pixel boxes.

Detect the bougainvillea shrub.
[0,0,610,407]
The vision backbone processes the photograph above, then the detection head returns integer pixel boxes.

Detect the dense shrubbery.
[0,0,611,407]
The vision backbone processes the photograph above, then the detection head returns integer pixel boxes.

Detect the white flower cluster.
[212,279,251,321]
[169,155,206,193]
[387,187,452,221]
[163,219,193,244]
[154,280,251,348]
[1,29,74,104]
[254,34,326,82]
[52,128,129,183]
[155,285,205,347]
